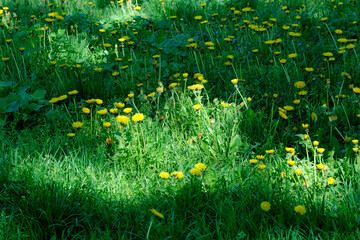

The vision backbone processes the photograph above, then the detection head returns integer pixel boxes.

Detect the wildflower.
[190,168,202,175]
[115,102,125,108]
[328,177,335,185]
[295,169,302,175]
[193,104,201,110]
[116,115,130,124]
[338,38,348,43]
[123,108,133,114]
[284,106,294,111]
[279,111,288,119]
[58,95,68,101]
[294,205,306,215]
[68,90,78,95]
[150,209,164,219]
[311,112,318,122]
[103,122,111,128]
[299,91,308,95]
[302,123,309,129]
[195,163,207,171]
[317,163,324,170]
[317,148,325,154]
[353,87,360,94]
[224,61,232,67]
[322,52,333,57]
[146,92,155,98]
[82,108,90,114]
[67,133,75,137]
[352,140,358,145]
[132,113,145,122]
[159,172,170,179]
[346,44,356,49]
[97,109,108,115]
[304,134,309,140]
[353,148,359,153]
[95,99,103,105]
[258,164,266,170]
[221,102,231,108]
[305,68,314,72]
[176,172,184,179]
[231,79,239,84]
[249,159,258,164]
[288,53,298,58]
[287,160,296,166]
[266,150,275,154]
[256,155,265,160]
[106,138,113,145]
[335,29,343,34]
[281,172,286,178]
[109,108,118,114]
[49,98,59,103]
[72,122,83,129]
[260,201,271,212]
[280,59,287,64]
[169,83,177,88]
[294,81,306,89]
[313,141,319,147]
[86,99,96,104]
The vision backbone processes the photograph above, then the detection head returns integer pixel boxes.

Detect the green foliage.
[1,0,360,238]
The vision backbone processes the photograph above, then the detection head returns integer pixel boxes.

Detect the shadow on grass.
[0,161,358,239]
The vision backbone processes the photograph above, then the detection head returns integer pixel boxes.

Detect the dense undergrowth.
[1,0,360,239]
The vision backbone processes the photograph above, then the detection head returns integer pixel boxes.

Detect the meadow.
[0,0,360,239]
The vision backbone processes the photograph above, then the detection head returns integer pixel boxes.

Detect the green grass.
[1,0,360,238]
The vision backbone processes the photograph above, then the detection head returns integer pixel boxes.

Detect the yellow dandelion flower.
[190,168,202,175]
[82,107,90,114]
[266,150,275,154]
[195,163,207,171]
[150,209,164,219]
[287,160,296,166]
[159,172,170,179]
[193,104,201,110]
[116,115,130,124]
[294,205,306,215]
[97,109,108,115]
[68,90,78,95]
[132,113,145,122]
[258,164,266,170]
[123,108,133,114]
[72,122,83,129]
[249,159,258,164]
[260,201,271,211]
[279,111,288,119]
[328,177,335,185]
